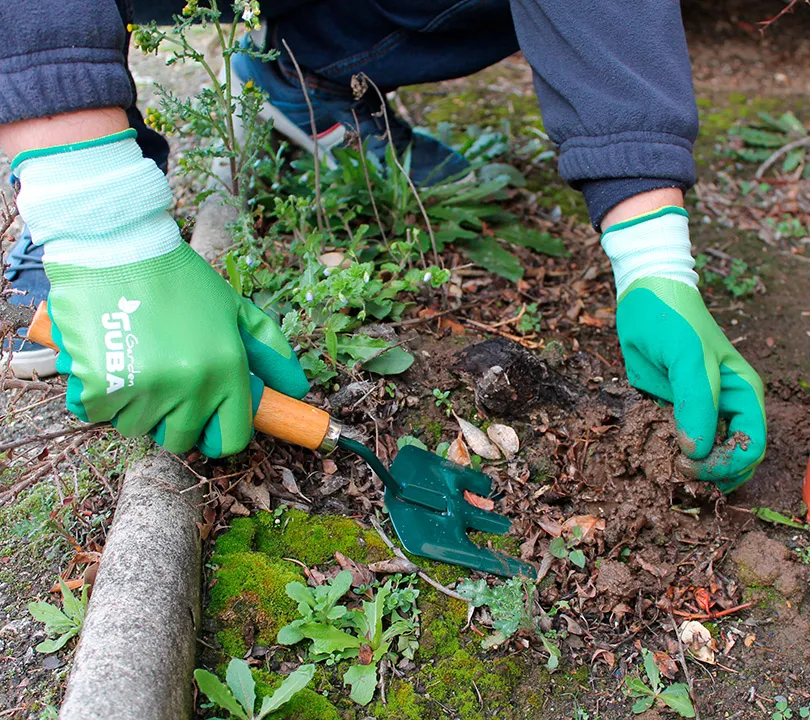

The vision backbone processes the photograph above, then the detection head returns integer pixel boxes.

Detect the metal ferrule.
[318,418,342,453]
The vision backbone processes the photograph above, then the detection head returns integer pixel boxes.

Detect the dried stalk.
[358,73,441,268]
[281,39,325,233]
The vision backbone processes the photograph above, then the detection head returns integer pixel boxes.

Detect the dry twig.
[755,136,810,179]
[369,516,468,602]
[0,423,104,453]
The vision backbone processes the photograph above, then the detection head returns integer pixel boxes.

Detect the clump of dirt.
[731,530,808,600]
[595,560,640,602]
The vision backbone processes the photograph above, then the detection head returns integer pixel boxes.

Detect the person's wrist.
[602,188,684,230]
[601,205,697,298]
[15,134,181,270]
[0,108,129,160]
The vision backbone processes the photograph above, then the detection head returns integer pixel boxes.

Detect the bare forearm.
[0,108,128,158]
[601,188,684,230]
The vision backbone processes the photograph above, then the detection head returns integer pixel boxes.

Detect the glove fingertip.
[675,425,714,461]
[198,406,252,459]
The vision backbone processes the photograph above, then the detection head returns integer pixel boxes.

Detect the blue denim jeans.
[134,1,518,96]
[272,0,519,96]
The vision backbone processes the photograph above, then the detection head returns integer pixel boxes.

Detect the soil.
[2,4,810,720]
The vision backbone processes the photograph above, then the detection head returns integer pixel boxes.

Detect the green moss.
[693,92,806,169]
[425,421,444,446]
[421,593,467,657]
[742,584,783,611]
[215,517,257,556]
[469,531,521,557]
[570,663,589,685]
[254,670,341,720]
[370,680,424,720]
[425,650,521,720]
[703,622,720,639]
[209,551,301,656]
[255,508,388,566]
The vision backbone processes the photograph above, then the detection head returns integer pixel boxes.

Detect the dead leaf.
[318,251,348,268]
[322,458,338,475]
[537,516,563,538]
[196,505,216,541]
[438,317,467,336]
[454,413,501,460]
[368,556,420,574]
[50,578,83,593]
[563,615,584,635]
[678,620,717,664]
[578,312,606,328]
[723,633,737,654]
[591,648,615,669]
[637,556,672,579]
[610,602,632,620]
[229,500,251,517]
[238,480,271,510]
[463,490,495,511]
[694,587,713,614]
[307,567,327,587]
[520,530,541,560]
[83,563,98,592]
[358,644,374,665]
[743,633,756,648]
[653,651,678,680]
[447,434,471,467]
[334,551,373,587]
[561,515,605,543]
[486,424,520,459]
[278,467,310,502]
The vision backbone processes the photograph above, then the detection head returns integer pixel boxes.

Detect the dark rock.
[328,381,374,412]
[42,654,64,670]
[453,339,583,416]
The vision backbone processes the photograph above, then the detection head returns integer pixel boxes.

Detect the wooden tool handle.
[27,301,336,451]
[28,302,57,351]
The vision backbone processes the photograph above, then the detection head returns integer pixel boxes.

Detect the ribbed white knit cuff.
[601,208,697,298]
[15,136,181,269]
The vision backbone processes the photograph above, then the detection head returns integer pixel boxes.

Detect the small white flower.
[363,272,370,283]
[423,271,432,283]
[246,256,255,266]
[242,5,255,21]
[305,291,314,303]
[323,268,331,277]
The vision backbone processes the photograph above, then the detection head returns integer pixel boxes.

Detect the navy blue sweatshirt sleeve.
[509,0,699,228]
[0,1,133,126]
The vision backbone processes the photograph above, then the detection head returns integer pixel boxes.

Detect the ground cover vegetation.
[1,1,810,718]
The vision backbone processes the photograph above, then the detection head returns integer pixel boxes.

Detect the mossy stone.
[209,551,301,656]
[255,508,388,566]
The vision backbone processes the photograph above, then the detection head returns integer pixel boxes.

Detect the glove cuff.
[601,205,697,299]
[14,132,181,270]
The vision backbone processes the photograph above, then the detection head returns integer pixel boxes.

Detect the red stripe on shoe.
[316,122,343,139]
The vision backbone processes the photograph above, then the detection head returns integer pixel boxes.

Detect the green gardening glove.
[602,206,766,492]
[14,130,308,457]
